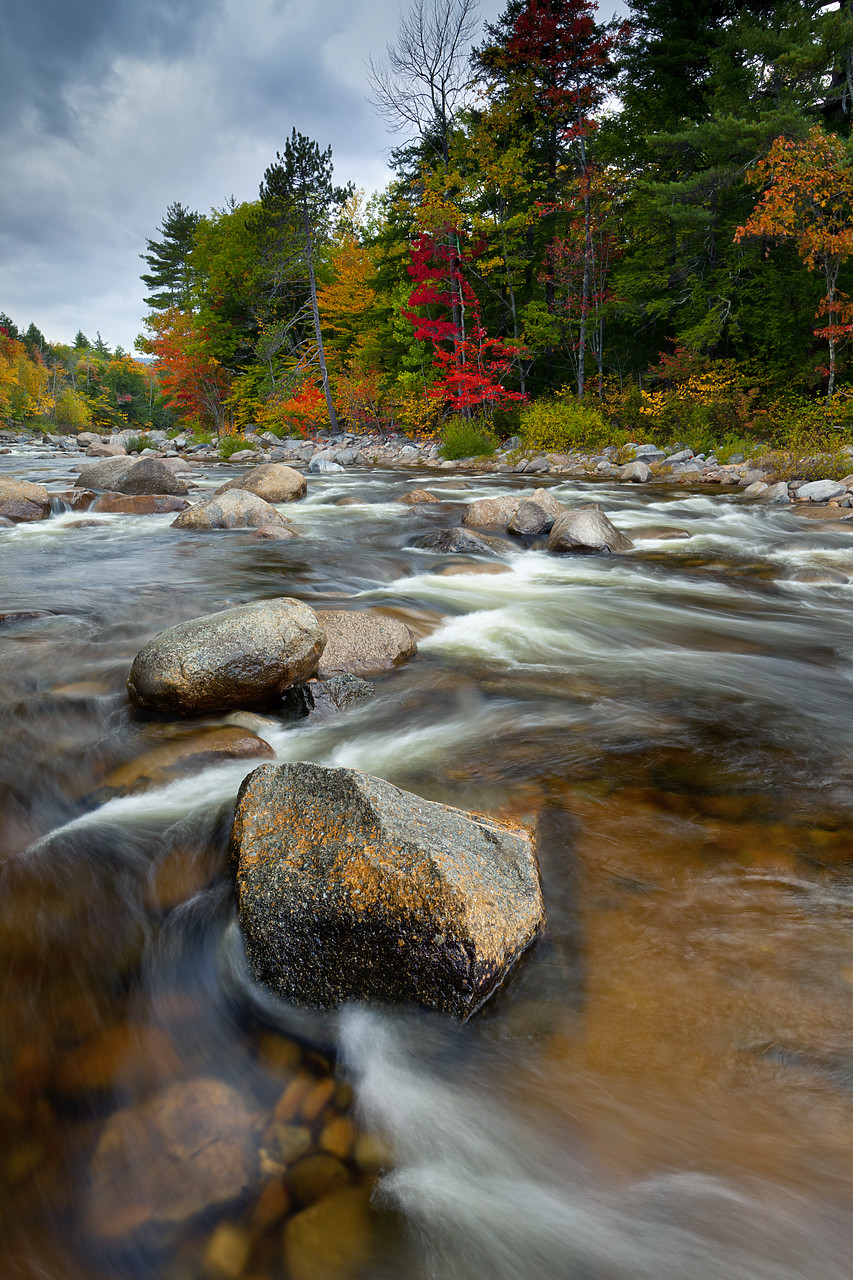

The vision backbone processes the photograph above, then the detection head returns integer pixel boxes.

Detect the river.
[1,445,853,1279]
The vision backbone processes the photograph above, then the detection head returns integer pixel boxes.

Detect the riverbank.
[1,445,853,1279]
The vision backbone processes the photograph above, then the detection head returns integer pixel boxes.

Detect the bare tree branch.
[367,0,480,161]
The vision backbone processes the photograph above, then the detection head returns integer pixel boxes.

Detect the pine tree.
[257,130,351,434]
[140,202,201,311]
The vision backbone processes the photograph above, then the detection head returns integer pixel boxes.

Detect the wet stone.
[287,1153,352,1207]
[233,761,545,1019]
[315,610,417,678]
[283,1185,373,1280]
[216,462,307,503]
[410,527,508,555]
[0,477,51,522]
[87,1077,257,1239]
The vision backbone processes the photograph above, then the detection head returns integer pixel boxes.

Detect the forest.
[4,0,853,458]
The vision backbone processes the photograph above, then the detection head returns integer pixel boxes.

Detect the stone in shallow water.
[315,610,416,677]
[127,598,325,715]
[0,477,50,522]
[216,462,307,503]
[87,1077,257,1239]
[233,762,545,1020]
[172,489,287,530]
[548,508,633,554]
[410,526,507,554]
[284,1185,373,1280]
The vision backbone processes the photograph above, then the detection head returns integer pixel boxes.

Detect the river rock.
[548,509,633,554]
[51,488,96,510]
[92,492,190,515]
[410,527,506,554]
[87,1077,256,1239]
[75,456,136,490]
[315,610,417,678]
[620,460,652,483]
[507,497,558,536]
[0,477,51,522]
[283,674,375,720]
[216,462,307,503]
[762,482,790,504]
[99,727,275,796]
[252,522,299,539]
[795,479,847,503]
[86,441,126,457]
[172,490,287,530]
[284,1186,373,1280]
[395,489,439,505]
[111,457,190,496]
[462,495,523,528]
[232,762,545,1019]
[127,598,326,715]
[741,481,768,498]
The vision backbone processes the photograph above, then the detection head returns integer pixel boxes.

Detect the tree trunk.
[303,202,339,434]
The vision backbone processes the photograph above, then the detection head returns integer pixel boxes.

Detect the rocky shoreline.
[2,423,853,514]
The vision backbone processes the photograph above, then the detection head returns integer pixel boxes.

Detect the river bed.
[2,449,853,1279]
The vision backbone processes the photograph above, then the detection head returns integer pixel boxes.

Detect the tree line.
[6,0,853,447]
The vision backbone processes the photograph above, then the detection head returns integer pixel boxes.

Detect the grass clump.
[218,434,259,459]
[439,417,498,460]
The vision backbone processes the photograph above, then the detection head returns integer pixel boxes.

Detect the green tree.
[257,130,351,434]
[140,201,201,311]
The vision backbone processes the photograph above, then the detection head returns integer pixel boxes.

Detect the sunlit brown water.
[2,446,853,1279]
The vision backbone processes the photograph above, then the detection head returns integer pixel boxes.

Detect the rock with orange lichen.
[232,762,545,1020]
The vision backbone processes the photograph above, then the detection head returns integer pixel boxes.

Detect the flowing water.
[2,447,853,1279]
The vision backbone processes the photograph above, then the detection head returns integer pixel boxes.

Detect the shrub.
[439,416,498,460]
[124,433,149,453]
[519,395,619,453]
[219,434,258,459]
[759,443,851,483]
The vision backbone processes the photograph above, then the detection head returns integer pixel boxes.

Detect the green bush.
[124,434,149,453]
[439,417,498,460]
[519,396,622,453]
[219,434,258,459]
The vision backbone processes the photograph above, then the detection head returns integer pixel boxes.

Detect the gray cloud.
[1,0,620,351]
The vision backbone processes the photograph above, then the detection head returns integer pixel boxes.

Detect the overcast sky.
[1,0,621,352]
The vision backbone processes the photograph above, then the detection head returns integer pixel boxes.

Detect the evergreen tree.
[257,130,351,433]
[73,330,90,349]
[140,202,201,311]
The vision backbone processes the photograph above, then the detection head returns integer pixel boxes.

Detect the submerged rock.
[88,1077,256,1239]
[127,598,325,715]
[316,610,417,677]
[92,492,190,515]
[409,527,506,555]
[216,462,307,503]
[172,489,287,530]
[284,1185,373,1280]
[547,508,633,554]
[0,477,51,522]
[233,762,545,1020]
[99,727,274,796]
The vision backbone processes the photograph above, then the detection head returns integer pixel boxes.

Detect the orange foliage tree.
[735,127,853,399]
[138,309,233,434]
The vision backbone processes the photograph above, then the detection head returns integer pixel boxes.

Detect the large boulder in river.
[0,477,50,522]
[111,457,190,496]
[316,610,417,678]
[216,462,307,503]
[233,762,545,1020]
[75,456,136,491]
[507,494,563,536]
[171,489,287,530]
[127,598,325,715]
[547,508,633,554]
[462,494,523,528]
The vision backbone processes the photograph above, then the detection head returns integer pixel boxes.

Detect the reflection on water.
[2,453,853,1277]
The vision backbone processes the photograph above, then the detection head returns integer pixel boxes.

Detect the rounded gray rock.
[215,462,307,503]
[127,598,326,715]
[547,508,634,554]
[316,610,417,677]
[171,489,287,530]
[0,477,51,522]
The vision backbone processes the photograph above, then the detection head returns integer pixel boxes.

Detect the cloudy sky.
[1,0,620,352]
